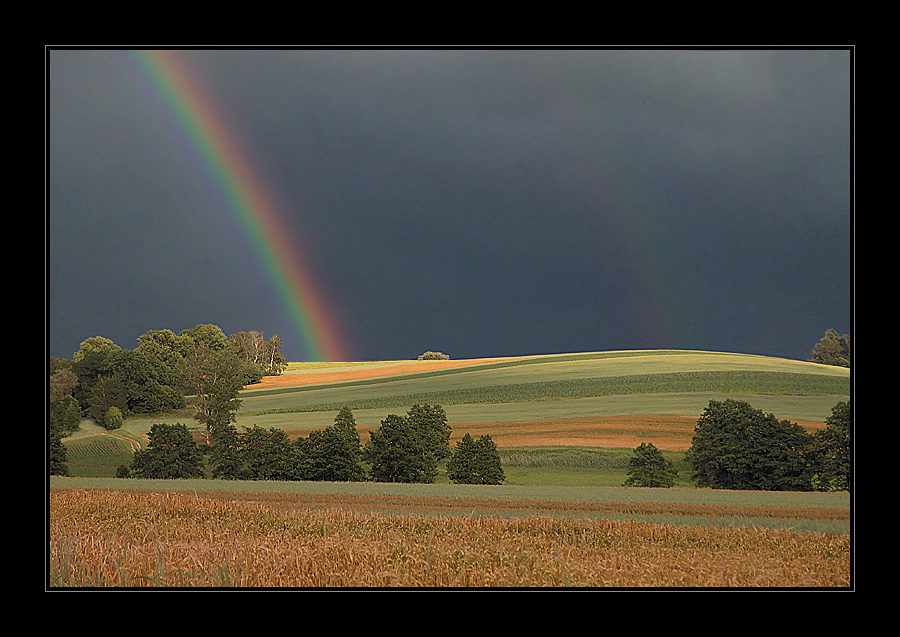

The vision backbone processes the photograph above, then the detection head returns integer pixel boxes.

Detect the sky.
[47,47,853,364]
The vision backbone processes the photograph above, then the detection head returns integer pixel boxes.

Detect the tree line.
[117,403,505,486]
[624,399,851,492]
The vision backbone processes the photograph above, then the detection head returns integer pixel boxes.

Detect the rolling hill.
[227,349,850,451]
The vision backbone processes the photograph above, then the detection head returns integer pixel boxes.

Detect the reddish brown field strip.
[246,357,512,389]
[284,415,827,452]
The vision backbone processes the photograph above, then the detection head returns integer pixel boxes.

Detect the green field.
[61,349,851,485]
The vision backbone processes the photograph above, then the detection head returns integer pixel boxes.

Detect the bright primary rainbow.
[122,49,351,362]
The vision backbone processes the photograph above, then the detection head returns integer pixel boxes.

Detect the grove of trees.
[48,325,286,437]
[685,399,851,492]
[115,402,503,486]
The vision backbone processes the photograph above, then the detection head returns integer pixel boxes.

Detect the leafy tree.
[239,425,300,480]
[447,433,505,485]
[48,416,70,476]
[406,403,452,467]
[810,329,851,368]
[810,401,851,491]
[364,404,453,483]
[179,324,229,352]
[296,406,366,481]
[104,406,124,430]
[365,414,432,483]
[49,394,81,435]
[131,423,205,479]
[87,374,127,429]
[135,328,186,371]
[49,368,79,401]
[73,336,121,362]
[623,442,677,488]
[332,406,363,452]
[101,349,184,415]
[686,399,814,491]
[298,427,366,482]
[208,423,244,479]
[177,344,244,445]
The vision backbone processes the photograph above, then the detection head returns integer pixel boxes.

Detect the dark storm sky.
[47,47,852,363]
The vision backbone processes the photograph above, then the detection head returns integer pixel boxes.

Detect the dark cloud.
[48,48,852,362]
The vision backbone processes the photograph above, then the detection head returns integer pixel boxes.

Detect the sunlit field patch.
[49,489,851,588]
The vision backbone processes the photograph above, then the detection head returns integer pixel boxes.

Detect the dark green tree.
[686,399,814,491]
[49,394,81,436]
[447,433,505,485]
[48,418,70,476]
[131,423,205,479]
[406,403,452,467]
[87,374,128,429]
[208,423,244,479]
[298,427,366,482]
[239,426,300,481]
[810,401,851,491]
[297,407,365,481]
[810,329,851,368]
[624,442,677,488]
[365,413,433,483]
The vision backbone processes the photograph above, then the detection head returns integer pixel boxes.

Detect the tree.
[177,344,244,445]
[238,426,301,480]
[418,351,450,360]
[447,433,505,484]
[365,413,433,483]
[49,368,79,402]
[208,423,244,479]
[406,403,452,468]
[295,407,365,482]
[131,423,205,479]
[810,401,851,491]
[49,394,81,436]
[685,399,814,491]
[87,374,127,429]
[810,329,851,368]
[624,442,677,488]
[73,336,121,362]
[48,414,70,477]
[228,331,288,377]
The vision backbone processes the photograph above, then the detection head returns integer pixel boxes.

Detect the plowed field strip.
[246,358,511,389]
[189,490,850,521]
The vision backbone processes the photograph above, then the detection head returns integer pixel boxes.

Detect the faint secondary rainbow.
[123,50,351,362]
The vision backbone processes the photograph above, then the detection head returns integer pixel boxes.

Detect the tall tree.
[177,344,244,445]
[406,403,452,468]
[365,413,433,483]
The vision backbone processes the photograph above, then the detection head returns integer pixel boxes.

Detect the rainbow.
[122,50,351,362]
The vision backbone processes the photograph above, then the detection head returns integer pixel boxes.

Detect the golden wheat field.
[48,489,851,588]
